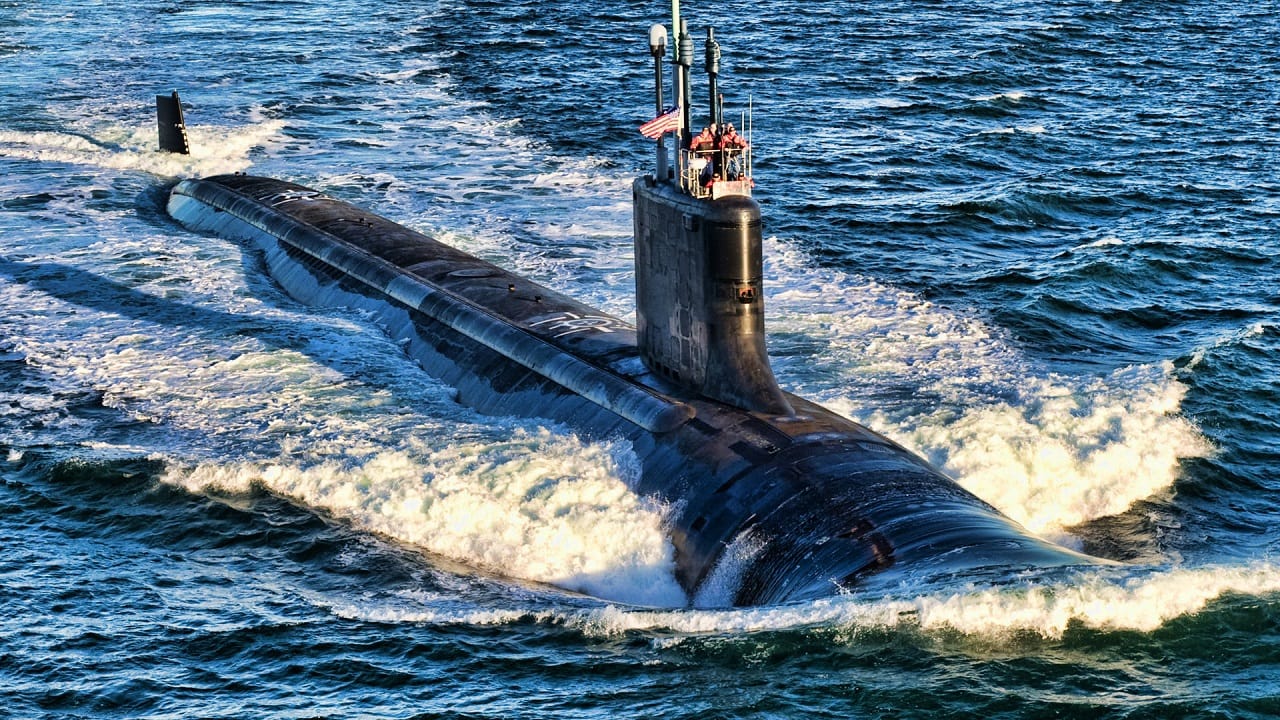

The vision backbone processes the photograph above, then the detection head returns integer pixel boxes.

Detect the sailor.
[718,123,747,150]
[690,124,717,152]
[718,123,748,179]
[690,125,718,186]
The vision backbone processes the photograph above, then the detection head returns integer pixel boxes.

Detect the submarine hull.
[168,174,1092,605]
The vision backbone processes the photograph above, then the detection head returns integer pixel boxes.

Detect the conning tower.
[634,14,791,416]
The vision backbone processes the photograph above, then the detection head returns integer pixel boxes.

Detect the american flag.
[638,106,680,139]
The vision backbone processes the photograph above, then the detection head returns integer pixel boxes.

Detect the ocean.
[2,0,1278,717]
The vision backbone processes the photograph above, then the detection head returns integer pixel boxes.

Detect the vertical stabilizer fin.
[156,91,190,155]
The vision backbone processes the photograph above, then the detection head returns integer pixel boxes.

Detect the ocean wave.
[627,562,1280,640]
[322,561,1280,644]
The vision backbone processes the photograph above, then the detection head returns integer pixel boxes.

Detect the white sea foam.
[692,528,765,608]
[973,91,1028,103]
[601,562,1280,640]
[1077,235,1125,249]
[764,238,1211,544]
[0,117,284,179]
[889,365,1209,542]
[162,429,686,608]
[322,562,1280,643]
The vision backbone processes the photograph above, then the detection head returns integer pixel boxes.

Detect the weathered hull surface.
[168,174,1092,606]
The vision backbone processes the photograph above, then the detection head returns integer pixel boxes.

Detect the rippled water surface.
[2,0,1278,717]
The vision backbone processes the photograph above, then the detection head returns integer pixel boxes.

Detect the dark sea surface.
[2,0,1279,717]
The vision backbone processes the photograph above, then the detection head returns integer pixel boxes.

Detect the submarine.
[161,10,1096,606]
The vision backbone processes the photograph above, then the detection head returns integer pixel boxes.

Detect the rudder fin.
[156,90,190,155]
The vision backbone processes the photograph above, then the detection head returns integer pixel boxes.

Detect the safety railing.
[679,145,752,199]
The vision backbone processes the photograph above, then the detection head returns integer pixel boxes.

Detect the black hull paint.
[168,174,1093,606]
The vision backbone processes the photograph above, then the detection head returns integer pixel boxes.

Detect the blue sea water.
[2,0,1279,717]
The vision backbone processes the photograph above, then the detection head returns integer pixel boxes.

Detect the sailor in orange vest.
[689,125,716,152]
[690,125,718,186]
[718,123,748,180]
